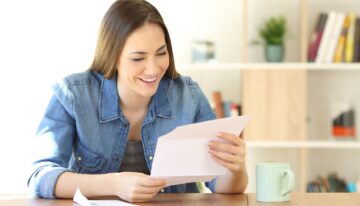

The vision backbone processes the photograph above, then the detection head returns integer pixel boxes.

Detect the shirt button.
[149,156,153,160]
[77,156,82,161]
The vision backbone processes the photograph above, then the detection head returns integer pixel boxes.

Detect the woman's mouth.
[139,76,158,85]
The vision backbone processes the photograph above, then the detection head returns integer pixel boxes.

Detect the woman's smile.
[138,75,158,86]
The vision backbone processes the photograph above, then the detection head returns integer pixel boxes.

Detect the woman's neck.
[117,83,151,115]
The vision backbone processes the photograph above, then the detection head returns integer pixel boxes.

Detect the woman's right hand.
[111,172,167,203]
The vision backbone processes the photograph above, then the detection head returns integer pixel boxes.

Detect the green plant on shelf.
[258,16,287,45]
[252,15,288,62]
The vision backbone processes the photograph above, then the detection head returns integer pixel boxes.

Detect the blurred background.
[1,0,360,194]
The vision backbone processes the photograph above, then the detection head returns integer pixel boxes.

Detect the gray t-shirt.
[118,141,150,175]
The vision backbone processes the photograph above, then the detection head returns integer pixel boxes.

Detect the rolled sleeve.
[28,79,76,198]
[28,166,73,198]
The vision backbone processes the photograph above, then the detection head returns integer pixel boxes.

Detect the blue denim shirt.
[28,71,217,198]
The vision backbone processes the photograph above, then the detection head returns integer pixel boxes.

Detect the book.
[334,14,351,62]
[321,176,330,192]
[345,13,356,63]
[223,101,231,117]
[308,13,327,62]
[212,91,224,119]
[354,17,360,62]
[324,12,345,63]
[327,174,338,192]
[316,11,337,63]
[222,101,241,118]
[230,103,240,117]
[332,108,356,138]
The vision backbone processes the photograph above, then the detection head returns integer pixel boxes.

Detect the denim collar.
[97,73,172,123]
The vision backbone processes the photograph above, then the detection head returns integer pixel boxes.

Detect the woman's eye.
[132,58,144,62]
[157,52,167,56]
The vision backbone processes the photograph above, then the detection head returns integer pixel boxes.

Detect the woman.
[28,0,248,203]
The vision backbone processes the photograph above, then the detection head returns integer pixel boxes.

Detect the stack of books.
[211,91,241,119]
[308,11,360,63]
[307,173,351,192]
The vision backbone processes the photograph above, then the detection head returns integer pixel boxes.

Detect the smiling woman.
[117,23,170,98]
[15,0,248,203]
[0,0,247,197]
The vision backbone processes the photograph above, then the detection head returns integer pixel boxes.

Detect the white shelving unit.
[179,62,360,193]
[247,140,360,149]
[179,63,360,70]
[177,0,360,193]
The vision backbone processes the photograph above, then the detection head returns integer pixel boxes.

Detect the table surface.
[1,193,360,206]
[0,193,247,206]
[247,193,360,206]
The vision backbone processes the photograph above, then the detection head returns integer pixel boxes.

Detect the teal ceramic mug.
[256,163,295,202]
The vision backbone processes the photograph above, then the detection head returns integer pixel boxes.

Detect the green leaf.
[258,16,287,45]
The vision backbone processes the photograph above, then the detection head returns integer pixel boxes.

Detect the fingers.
[208,133,246,155]
[208,132,246,172]
[115,172,167,202]
[134,175,166,194]
[131,182,165,202]
[208,141,245,155]
[132,184,164,195]
[140,177,167,187]
[216,132,243,145]
[211,154,243,172]
[208,148,245,164]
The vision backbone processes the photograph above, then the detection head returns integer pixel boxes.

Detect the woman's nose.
[145,58,158,74]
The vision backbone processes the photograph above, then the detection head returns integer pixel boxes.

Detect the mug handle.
[280,169,295,196]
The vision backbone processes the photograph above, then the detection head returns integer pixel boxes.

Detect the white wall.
[0,0,113,194]
[150,0,244,64]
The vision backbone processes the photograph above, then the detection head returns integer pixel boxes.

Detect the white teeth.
[141,76,157,83]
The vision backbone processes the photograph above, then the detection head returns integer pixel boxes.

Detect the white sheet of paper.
[150,116,250,186]
[73,187,138,206]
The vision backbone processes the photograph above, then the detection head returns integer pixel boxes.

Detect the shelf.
[177,63,360,71]
[247,140,360,149]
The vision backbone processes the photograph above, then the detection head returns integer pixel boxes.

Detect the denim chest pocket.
[73,143,106,174]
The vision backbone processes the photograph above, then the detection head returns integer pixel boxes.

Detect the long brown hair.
[89,0,178,79]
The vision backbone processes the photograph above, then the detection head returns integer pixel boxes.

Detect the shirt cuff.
[29,167,73,199]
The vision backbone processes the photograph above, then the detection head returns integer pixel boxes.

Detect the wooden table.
[0,193,247,206]
[248,193,360,206]
[2,193,360,206]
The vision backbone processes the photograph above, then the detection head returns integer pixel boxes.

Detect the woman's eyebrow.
[156,45,167,52]
[130,44,167,54]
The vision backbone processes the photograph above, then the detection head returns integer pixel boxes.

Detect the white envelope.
[73,187,138,206]
[150,115,250,186]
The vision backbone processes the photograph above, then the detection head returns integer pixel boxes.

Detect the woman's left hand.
[208,132,246,172]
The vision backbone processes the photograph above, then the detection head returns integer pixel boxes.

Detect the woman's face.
[117,23,169,99]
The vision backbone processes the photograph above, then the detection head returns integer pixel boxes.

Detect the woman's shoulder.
[162,75,204,100]
[61,71,101,86]
[52,71,104,98]
[175,75,197,85]
[163,75,199,89]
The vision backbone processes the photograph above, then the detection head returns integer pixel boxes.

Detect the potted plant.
[257,16,287,62]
